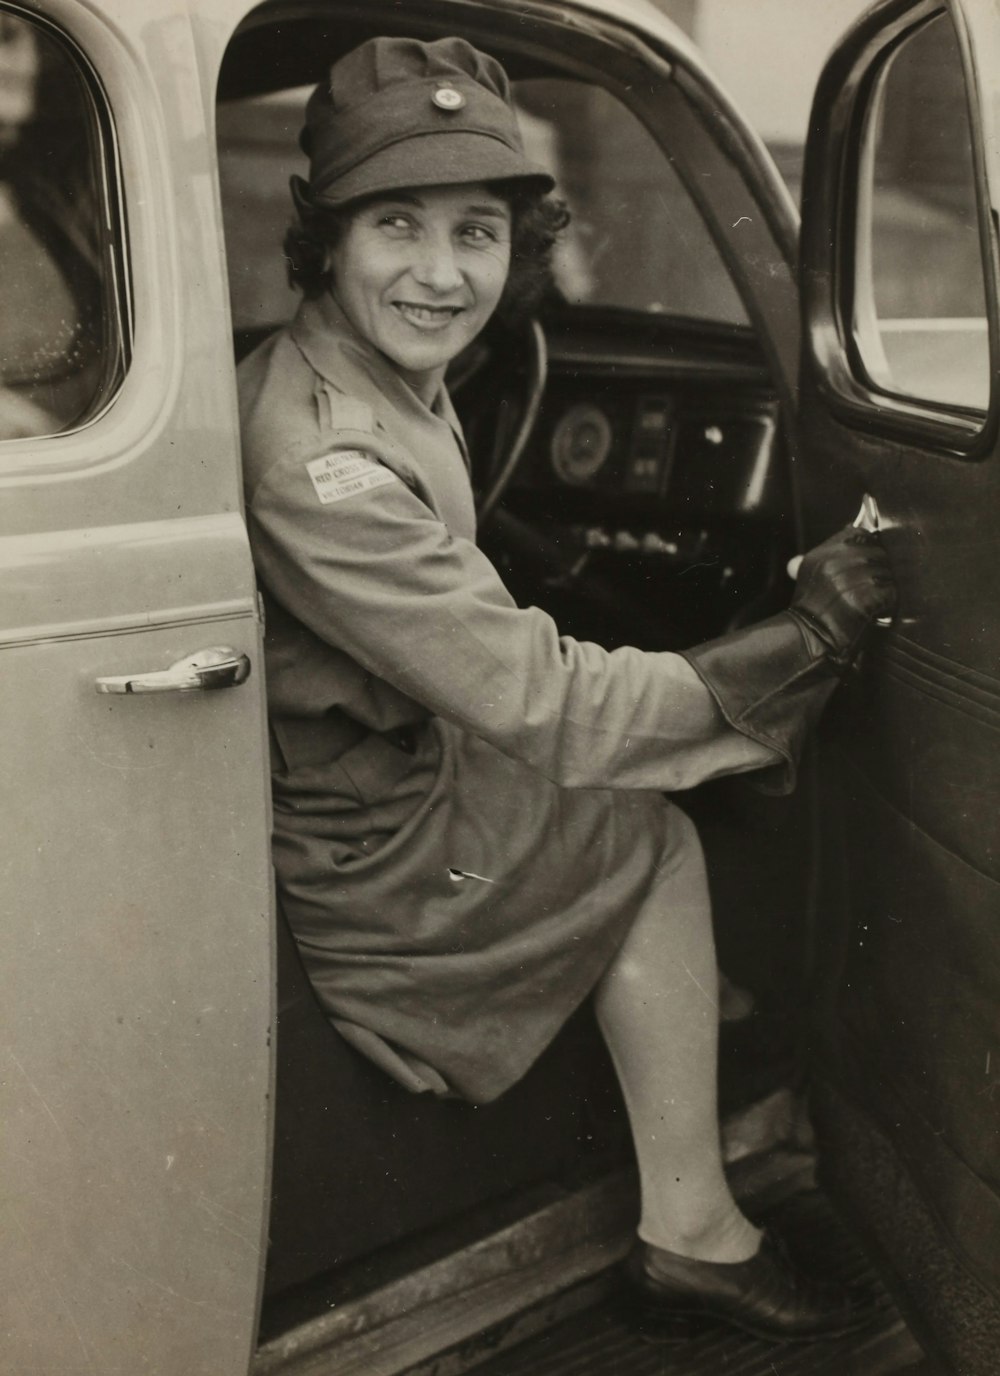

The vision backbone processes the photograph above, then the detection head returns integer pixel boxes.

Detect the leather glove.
[680,527,897,793]
[789,525,897,670]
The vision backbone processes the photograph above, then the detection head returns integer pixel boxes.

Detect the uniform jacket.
[237,290,779,1101]
[239,290,776,793]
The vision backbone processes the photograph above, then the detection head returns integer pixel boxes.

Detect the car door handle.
[853,493,881,534]
[786,495,892,626]
[852,494,893,627]
[95,646,251,694]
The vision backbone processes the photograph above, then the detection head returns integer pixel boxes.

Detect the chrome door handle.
[95,646,251,694]
[853,494,893,627]
[785,494,893,627]
[852,493,881,533]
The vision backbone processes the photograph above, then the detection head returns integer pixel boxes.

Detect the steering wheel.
[448,317,548,527]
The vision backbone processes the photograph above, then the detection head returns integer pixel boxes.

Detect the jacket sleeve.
[248,436,783,792]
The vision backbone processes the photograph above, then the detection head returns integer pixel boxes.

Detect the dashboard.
[514,374,781,515]
[468,311,793,653]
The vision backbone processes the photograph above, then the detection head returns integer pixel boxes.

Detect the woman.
[238,36,895,1341]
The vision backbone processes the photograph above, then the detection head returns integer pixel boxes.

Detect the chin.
[389,340,459,373]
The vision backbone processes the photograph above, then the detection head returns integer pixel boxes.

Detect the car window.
[514,78,747,322]
[0,11,127,443]
[851,12,989,413]
[217,75,748,333]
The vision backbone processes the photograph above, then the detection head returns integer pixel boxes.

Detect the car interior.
[215,2,935,1371]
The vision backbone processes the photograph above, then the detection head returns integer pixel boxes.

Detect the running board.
[253,1093,814,1376]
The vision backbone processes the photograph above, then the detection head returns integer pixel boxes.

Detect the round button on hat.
[432,85,466,110]
[294,36,554,209]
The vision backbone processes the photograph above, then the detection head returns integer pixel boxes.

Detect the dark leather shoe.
[626,1231,876,1343]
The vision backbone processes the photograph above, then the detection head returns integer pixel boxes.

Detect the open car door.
[796,2,1000,1370]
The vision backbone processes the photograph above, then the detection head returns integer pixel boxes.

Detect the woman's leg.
[594,806,761,1263]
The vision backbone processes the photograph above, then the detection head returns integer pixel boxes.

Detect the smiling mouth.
[393,302,465,329]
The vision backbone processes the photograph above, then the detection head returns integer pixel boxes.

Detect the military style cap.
[293,36,555,210]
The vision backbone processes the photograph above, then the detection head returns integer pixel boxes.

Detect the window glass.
[515,79,748,322]
[853,13,989,411]
[218,88,307,334]
[0,12,126,442]
[217,76,748,333]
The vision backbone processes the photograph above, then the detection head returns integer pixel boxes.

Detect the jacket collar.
[290,291,466,455]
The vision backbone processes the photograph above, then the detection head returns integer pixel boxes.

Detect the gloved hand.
[679,526,897,794]
[789,525,897,669]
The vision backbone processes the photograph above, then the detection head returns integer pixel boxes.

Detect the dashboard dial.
[550,404,613,485]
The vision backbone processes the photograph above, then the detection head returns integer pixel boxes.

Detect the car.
[2,0,997,1372]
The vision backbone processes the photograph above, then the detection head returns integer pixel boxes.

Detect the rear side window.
[0,12,127,442]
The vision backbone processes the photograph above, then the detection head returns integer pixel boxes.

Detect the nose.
[411,232,463,295]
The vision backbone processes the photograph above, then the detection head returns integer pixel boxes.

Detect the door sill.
[253,1092,813,1376]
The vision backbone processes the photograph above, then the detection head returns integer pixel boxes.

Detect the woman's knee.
[599,810,714,983]
[651,803,708,897]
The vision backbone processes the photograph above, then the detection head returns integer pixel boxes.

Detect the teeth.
[396,303,460,324]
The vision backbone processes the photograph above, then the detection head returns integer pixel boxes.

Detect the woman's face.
[327,182,512,401]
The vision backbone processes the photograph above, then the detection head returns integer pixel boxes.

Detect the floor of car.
[408,1184,936,1376]
[449,1187,937,1376]
[254,1119,937,1376]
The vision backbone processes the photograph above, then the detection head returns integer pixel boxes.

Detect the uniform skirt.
[271,717,686,1103]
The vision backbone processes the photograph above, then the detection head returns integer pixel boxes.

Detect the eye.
[377,212,415,235]
[460,222,503,246]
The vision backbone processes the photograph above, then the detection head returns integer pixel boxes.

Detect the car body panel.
[0,2,274,1372]
[2,620,272,1374]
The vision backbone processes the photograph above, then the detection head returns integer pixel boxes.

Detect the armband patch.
[305,451,398,505]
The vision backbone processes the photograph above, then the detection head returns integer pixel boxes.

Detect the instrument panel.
[550,403,615,485]
[514,378,782,521]
[480,356,790,654]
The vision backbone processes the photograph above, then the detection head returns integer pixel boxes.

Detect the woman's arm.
[249,433,789,793]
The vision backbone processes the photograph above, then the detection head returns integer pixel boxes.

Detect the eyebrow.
[463,204,510,220]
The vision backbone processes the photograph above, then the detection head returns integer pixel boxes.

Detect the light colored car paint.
[1,2,274,1372]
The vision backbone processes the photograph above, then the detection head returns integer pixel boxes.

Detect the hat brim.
[310,130,555,208]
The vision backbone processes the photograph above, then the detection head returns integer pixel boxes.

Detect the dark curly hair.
[283,181,569,326]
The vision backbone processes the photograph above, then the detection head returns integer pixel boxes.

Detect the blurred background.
[656,0,870,200]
